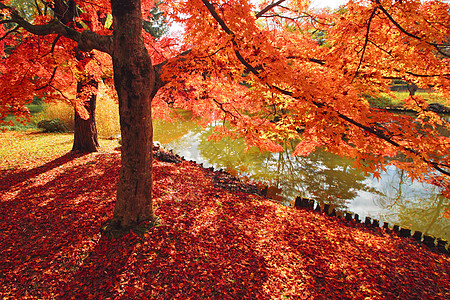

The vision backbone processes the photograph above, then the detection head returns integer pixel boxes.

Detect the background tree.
[0,0,111,152]
[0,0,169,153]
[0,0,449,229]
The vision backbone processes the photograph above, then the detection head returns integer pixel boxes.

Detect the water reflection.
[154,118,449,241]
[373,168,449,241]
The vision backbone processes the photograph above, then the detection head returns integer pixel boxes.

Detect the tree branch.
[376,2,449,58]
[201,0,233,35]
[256,0,287,19]
[352,7,377,82]
[36,66,58,90]
[0,24,19,41]
[0,3,113,55]
[200,0,450,178]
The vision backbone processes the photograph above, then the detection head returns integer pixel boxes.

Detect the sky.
[310,0,349,9]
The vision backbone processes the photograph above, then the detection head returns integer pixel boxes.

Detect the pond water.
[153,118,449,242]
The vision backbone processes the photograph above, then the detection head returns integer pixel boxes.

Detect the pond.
[153,117,449,242]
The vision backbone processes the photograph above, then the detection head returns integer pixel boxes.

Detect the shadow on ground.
[0,152,449,299]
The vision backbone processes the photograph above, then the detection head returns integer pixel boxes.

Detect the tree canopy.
[1,0,449,226]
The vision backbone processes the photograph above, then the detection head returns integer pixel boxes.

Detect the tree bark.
[72,79,100,153]
[110,0,156,229]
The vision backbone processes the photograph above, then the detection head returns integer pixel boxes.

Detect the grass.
[0,130,119,170]
[367,91,449,108]
[0,131,449,299]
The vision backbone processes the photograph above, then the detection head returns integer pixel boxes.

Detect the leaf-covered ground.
[0,132,449,299]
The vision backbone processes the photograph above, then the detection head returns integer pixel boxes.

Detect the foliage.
[0,131,449,299]
[142,1,170,39]
[363,93,398,108]
[37,118,69,133]
[159,0,450,201]
[26,104,43,114]
[365,91,449,108]
[0,1,449,220]
[30,85,120,137]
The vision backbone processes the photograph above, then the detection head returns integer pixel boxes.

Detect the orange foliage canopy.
[159,0,450,200]
[1,0,449,201]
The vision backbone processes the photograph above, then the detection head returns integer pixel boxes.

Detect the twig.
[256,0,287,19]
[36,66,58,90]
[352,7,377,83]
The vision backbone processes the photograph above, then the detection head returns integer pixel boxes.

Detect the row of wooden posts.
[294,196,449,255]
[163,151,449,255]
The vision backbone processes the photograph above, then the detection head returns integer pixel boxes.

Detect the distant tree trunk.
[110,0,156,229]
[72,79,99,153]
[407,83,418,96]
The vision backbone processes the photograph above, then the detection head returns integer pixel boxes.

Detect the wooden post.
[330,208,337,217]
[412,231,422,241]
[423,235,436,248]
[315,203,321,212]
[399,228,411,237]
[437,239,448,254]
[345,212,353,221]
[393,225,400,233]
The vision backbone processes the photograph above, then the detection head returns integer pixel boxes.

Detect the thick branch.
[201,0,450,178]
[0,3,112,55]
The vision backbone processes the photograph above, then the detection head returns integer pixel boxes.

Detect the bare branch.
[256,0,287,19]
[213,98,240,119]
[352,7,377,82]
[259,10,332,27]
[36,66,58,90]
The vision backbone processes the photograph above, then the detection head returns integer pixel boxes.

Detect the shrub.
[33,102,74,131]
[26,104,44,114]
[37,119,69,133]
[31,82,121,137]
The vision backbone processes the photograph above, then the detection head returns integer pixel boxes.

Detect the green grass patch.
[366,91,448,108]
[0,130,120,170]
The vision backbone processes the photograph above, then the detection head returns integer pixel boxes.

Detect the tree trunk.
[110,0,156,229]
[72,79,100,153]
[407,83,418,96]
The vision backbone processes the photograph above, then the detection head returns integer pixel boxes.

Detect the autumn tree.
[1,0,449,229]
[0,0,110,152]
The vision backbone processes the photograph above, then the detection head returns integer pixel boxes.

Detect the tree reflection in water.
[374,168,449,241]
[154,119,449,241]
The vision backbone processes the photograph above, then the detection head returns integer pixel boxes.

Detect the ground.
[0,131,449,299]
